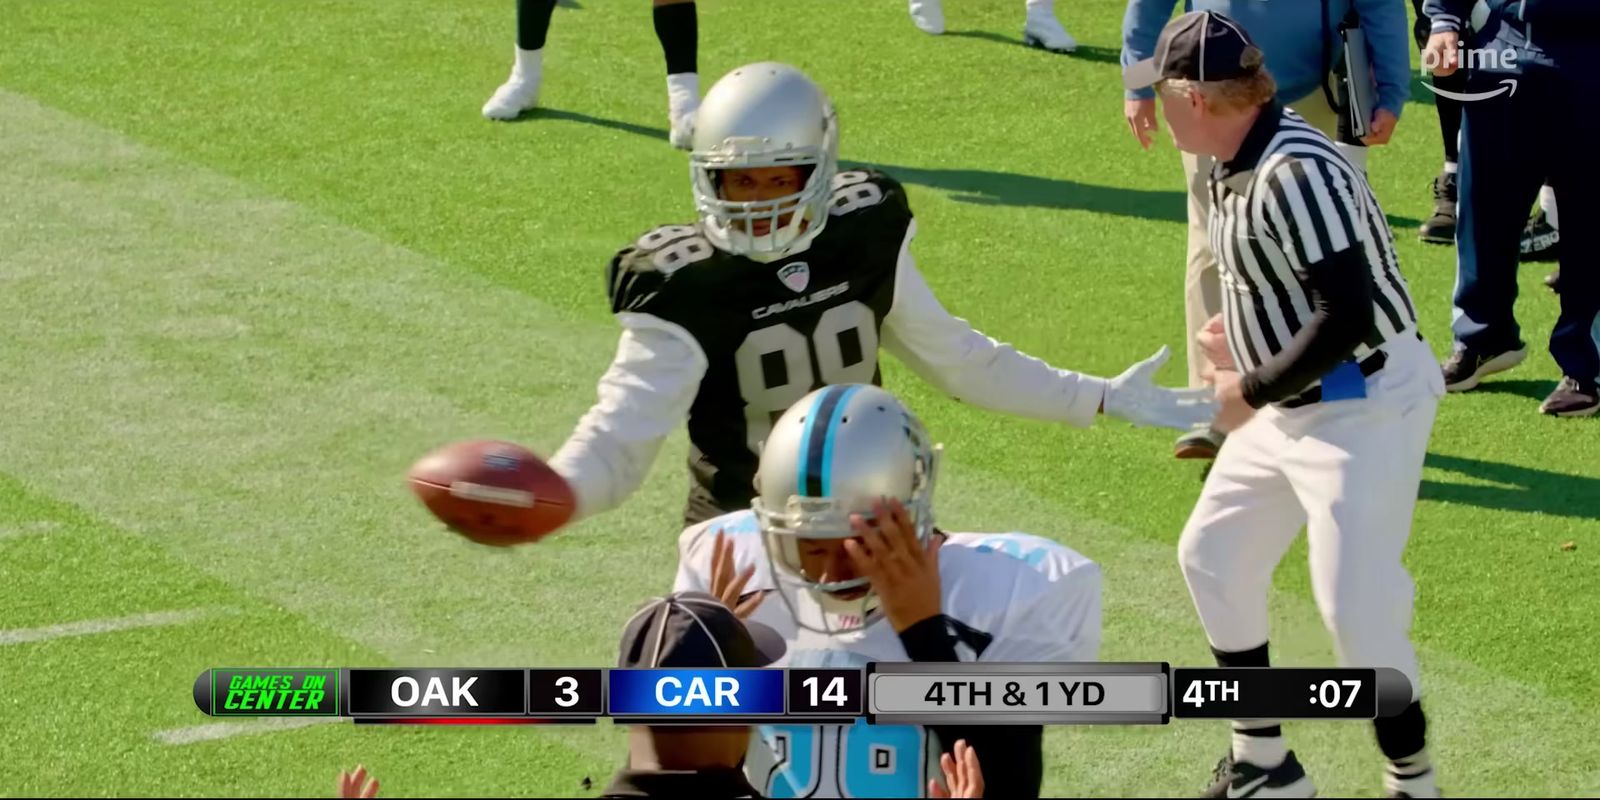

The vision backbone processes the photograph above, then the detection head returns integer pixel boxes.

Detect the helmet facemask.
[691,115,838,262]
[753,444,941,636]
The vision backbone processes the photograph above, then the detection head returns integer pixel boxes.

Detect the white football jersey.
[674,508,1102,798]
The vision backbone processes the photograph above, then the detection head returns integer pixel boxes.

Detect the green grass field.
[1,0,1596,796]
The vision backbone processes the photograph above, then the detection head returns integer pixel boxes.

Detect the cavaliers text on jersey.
[607,170,909,512]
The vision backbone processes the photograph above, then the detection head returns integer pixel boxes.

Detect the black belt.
[1278,331,1422,409]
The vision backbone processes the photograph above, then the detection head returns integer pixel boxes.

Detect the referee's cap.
[617,591,786,669]
[1123,10,1265,91]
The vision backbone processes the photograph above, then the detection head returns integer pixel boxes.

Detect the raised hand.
[710,529,765,619]
[337,766,379,799]
[928,740,984,798]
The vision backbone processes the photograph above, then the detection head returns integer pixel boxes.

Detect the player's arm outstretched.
[547,239,712,522]
[879,220,1216,431]
[845,500,1053,799]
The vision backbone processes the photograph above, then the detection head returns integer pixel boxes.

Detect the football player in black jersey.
[548,62,1216,527]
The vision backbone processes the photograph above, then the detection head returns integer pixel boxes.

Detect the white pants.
[1178,334,1444,699]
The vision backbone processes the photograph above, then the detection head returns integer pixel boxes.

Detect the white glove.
[1103,346,1218,431]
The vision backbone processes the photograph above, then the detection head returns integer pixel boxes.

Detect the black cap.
[617,592,785,669]
[1123,11,1264,91]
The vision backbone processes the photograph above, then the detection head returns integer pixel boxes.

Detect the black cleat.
[1203,751,1316,798]
[1545,269,1561,294]
[1539,376,1599,417]
[1441,341,1528,392]
[1418,173,1457,245]
[1520,208,1559,262]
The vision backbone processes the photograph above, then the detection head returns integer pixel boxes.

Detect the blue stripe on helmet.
[817,384,862,495]
[795,387,833,497]
[796,385,860,497]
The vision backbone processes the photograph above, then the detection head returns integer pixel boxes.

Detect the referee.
[1125,12,1444,799]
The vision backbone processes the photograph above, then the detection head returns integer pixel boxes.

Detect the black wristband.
[896,614,962,662]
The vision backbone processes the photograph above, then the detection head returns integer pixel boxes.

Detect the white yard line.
[0,607,235,645]
[152,717,342,745]
[0,520,63,540]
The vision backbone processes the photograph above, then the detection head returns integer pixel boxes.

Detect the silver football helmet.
[752,384,941,633]
[690,62,839,262]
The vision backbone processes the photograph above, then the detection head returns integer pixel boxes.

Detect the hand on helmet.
[1103,346,1219,430]
[845,498,943,633]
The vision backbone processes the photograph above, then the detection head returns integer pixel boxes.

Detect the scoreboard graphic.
[193,664,1417,725]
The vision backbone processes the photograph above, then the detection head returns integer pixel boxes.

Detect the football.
[407,440,576,546]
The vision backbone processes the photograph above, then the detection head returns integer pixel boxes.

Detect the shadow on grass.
[1407,73,1438,108]
[514,114,1423,232]
[512,108,670,143]
[1068,44,1124,64]
[852,160,1187,222]
[941,31,1121,63]
[942,29,1023,47]
[1388,211,1427,232]
[1422,452,1600,522]
[1469,378,1557,402]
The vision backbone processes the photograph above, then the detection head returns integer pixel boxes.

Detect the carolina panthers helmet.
[690,62,839,262]
[752,384,941,633]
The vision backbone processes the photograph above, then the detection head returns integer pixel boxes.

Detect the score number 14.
[803,676,849,707]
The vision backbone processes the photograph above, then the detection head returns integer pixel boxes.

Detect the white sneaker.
[483,47,543,121]
[666,73,700,150]
[482,78,540,120]
[909,0,945,35]
[1023,10,1077,53]
[669,110,696,150]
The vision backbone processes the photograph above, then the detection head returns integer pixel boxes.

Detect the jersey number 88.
[734,302,879,453]
[732,171,889,454]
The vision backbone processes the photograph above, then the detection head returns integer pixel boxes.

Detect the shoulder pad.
[827,168,911,219]
[946,531,1097,582]
[675,510,773,593]
[607,224,719,314]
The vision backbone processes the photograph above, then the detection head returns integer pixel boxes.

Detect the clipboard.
[1340,23,1376,139]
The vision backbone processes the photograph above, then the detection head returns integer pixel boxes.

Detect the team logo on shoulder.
[777,262,811,293]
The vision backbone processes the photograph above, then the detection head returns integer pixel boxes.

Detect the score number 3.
[554,676,579,708]
[734,301,879,453]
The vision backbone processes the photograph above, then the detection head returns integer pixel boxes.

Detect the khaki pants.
[1180,88,1351,387]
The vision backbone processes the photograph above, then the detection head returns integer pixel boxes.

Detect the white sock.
[512,47,542,82]
[1025,0,1054,13]
[666,72,700,119]
[1443,160,1458,175]
[1540,184,1559,229]
[1385,749,1438,798]
[1231,725,1287,769]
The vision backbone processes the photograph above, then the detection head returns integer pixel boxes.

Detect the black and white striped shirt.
[1208,104,1418,405]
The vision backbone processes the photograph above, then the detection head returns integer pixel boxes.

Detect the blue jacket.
[1122,0,1412,118]
[1423,0,1600,72]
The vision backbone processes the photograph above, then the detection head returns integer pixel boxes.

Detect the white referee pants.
[1178,335,1443,699]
